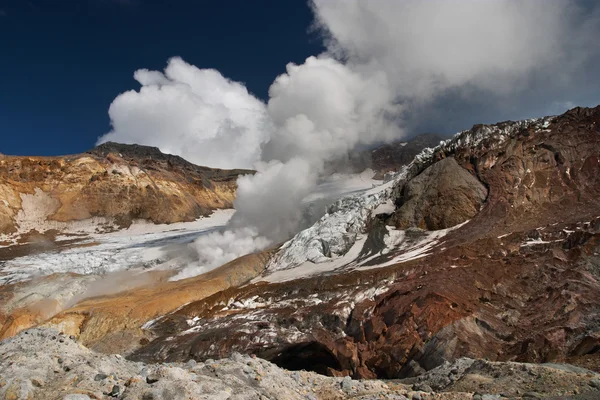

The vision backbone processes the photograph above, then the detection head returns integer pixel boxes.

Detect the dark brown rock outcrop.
[390,157,488,230]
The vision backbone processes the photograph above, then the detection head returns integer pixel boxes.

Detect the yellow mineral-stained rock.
[38,250,273,354]
[0,142,252,236]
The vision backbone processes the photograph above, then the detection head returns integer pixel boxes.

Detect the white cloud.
[311,0,598,100]
[231,158,318,241]
[101,1,600,280]
[263,56,399,164]
[98,57,272,169]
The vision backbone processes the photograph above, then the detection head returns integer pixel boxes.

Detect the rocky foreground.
[1,328,599,400]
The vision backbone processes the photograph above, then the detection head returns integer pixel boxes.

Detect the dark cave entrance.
[266,342,343,376]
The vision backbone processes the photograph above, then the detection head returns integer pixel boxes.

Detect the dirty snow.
[372,199,395,216]
[358,223,468,271]
[261,235,369,283]
[262,219,468,283]
[265,169,406,276]
[0,172,380,286]
[0,210,234,285]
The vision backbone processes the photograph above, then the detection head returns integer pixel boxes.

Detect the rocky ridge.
[369,133,446,176]
[0,142,250,240]
[328,133,445,178]
[1,107,599,399]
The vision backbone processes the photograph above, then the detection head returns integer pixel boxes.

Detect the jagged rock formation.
[124,106,600,379]
[0,142,250,236]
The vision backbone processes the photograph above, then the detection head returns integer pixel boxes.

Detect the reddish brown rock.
[128,106,600,379]
[5,107,598,381]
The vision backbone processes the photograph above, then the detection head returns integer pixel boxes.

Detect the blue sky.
[0,0,323,156]
[1,0,599,160]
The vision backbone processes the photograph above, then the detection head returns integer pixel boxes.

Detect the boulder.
[391,157,487,230]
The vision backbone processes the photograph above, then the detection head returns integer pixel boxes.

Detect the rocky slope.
[390,156,488,230]
[1,106,599,399]
[0,142,250,239]
[369,133,445,175]
[122,106,600,380]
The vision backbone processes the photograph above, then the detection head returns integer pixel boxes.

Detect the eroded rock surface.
[1,328,599,400]
[391,157,488,230]
[0,142,250,236]
[130,106,600,380]
[0,328,406,400]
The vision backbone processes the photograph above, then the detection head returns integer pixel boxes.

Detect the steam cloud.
[98,57,271,169]
[313,0,600,131]
[99,0,600,280]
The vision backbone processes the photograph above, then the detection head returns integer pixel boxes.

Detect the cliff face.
[390,157,488,230]
[123,106,600,378]
[0,142,251,237]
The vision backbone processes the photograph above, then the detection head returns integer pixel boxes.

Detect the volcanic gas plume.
[97,0,600,280]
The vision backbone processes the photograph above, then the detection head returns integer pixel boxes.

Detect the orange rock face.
[0,142,251,235]
[0,142,254,344]
[41,251,272,353]
[0,250,272,353]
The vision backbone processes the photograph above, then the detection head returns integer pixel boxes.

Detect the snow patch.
[358,223,467,271]
[262,235,368,283]
[372,199,395,216]
[520,238,559,246]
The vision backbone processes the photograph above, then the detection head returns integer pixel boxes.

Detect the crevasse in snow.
[266,170,406,273]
